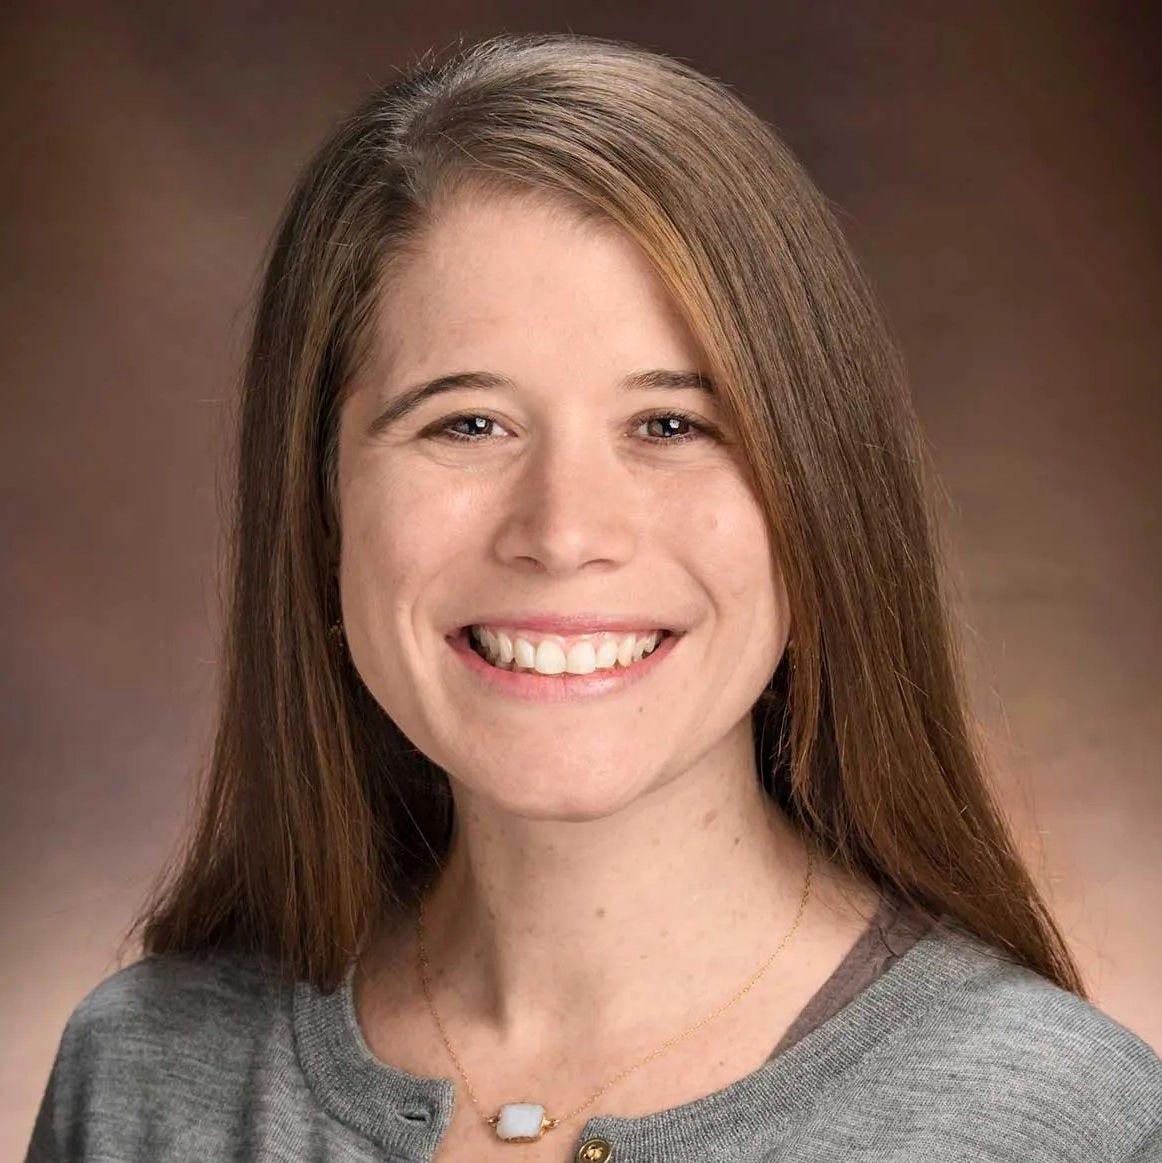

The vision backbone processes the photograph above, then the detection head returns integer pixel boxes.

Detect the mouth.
[459,624,676,676]
[445,622,682,703]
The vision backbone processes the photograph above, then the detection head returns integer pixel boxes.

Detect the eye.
[422,410,719,445]
[427,414,513,442]
[637,410,716,444]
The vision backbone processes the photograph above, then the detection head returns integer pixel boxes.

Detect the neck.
[405,723,838,1050]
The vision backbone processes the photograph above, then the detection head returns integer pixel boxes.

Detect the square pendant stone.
[495,1103,547,1141]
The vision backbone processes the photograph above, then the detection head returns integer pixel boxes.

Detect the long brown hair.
[127,31,1085,997]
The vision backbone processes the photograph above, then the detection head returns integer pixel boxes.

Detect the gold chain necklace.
[416,845,814,1144]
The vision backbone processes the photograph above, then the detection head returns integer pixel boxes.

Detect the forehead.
[368,190,703,381]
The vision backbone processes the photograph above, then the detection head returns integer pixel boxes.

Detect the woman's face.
[336,190,789,820]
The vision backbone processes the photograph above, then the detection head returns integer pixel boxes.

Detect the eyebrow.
[365,368,716,437]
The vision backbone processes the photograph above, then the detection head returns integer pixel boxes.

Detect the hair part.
[126,31,1085,998]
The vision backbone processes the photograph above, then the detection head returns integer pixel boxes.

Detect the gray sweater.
[24,917,1162,1161]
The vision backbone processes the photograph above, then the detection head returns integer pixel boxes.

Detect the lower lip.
[446,629,681,702]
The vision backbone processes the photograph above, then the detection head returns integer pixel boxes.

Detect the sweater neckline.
[292,914,986,1162]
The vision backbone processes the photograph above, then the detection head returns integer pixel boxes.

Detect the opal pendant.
[491,1103,557,1142]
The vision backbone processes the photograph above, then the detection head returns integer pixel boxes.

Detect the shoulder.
[886,925,1162,1159]
[945,929,1160,1086]
[27,949,295,1162]
[63,946,286,1047]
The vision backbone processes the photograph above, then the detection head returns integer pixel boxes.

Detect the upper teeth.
[470,626,665,675]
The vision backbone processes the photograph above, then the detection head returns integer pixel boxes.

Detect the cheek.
[676,475,779,601]
[340,465,411,608]
[338,465,442,655]
[340,461,481,589]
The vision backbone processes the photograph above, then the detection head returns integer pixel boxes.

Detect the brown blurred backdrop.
[3,0,1159,1151]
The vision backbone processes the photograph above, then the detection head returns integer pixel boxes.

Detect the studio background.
[2,1,1159,1152]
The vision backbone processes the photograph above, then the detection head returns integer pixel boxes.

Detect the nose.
[491,429,638,575]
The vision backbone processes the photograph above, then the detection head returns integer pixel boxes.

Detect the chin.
[454,756,658,822]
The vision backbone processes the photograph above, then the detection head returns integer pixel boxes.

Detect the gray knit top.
[25,905,1162,1161]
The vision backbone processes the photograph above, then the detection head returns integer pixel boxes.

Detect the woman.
[26,31,1161,1163]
